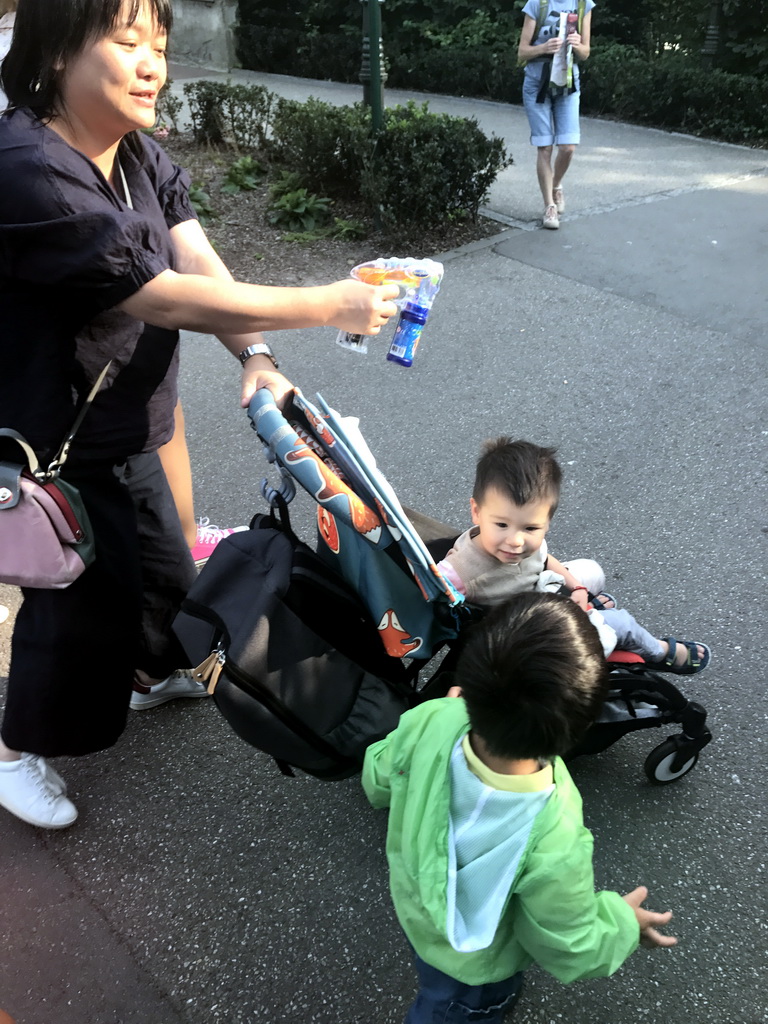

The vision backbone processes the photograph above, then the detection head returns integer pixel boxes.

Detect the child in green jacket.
[363,592,676,1023]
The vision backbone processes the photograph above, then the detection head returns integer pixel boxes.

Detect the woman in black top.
[0,0,398,829]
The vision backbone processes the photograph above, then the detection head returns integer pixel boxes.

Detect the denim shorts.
[522,72,581,146]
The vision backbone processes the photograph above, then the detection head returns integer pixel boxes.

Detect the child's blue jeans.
[405,952,524,1023]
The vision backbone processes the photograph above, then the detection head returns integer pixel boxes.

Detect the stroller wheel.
[644,737,699,784]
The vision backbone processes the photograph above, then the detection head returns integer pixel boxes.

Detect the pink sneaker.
[190,517,248,567]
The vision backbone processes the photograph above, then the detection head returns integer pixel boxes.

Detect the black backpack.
[173,510,417,780]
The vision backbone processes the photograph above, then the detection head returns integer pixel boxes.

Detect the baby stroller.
[177,388,712,785]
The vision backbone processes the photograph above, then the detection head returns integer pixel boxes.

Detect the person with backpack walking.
[518,0,593,230]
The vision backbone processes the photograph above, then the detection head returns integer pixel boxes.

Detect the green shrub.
[268,98,369,197]
[183,80,276,149]
[579,41,646,115]
[155,78,184,131]
[363,102,511,228]
[188,183,215,225]
[236,0,360,79]
[268,97,510,227]
[221,155,266,195]
[266,187,334,232]
[387,45,523,103]
[184,81,228,144]
[180,82,511,231]
[267,170,305,200]
[281,217,368,244]
[582,48,768,143]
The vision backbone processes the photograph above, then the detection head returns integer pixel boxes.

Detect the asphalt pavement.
[1,66,767,1024]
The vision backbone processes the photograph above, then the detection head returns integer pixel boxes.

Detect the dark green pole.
[360,0,386,135]
[700,0,723,68]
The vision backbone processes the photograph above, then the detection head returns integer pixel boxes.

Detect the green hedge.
[235,2,767,146]
[182,83,511,228]
[270,98,511,227]
[581,46,768,143]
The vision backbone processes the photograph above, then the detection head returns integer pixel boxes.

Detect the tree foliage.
[236,0,768,82]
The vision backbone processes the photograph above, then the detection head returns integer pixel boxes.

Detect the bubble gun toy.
[335,256,444,367]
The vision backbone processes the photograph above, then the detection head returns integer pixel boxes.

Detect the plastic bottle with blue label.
[387,302,429,367]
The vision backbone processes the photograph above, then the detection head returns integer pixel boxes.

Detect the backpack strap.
[518,0,549,68]
[530,0,549,45]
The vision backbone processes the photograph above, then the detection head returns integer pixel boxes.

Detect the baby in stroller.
[437,437,711,676]
[220,388,711,784]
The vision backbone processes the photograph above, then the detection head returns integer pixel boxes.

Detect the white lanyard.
[116,157,133,210]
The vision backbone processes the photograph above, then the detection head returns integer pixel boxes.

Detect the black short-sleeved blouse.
[0,107,198,463]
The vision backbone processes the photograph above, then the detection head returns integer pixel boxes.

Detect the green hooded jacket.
[362,698,639,985]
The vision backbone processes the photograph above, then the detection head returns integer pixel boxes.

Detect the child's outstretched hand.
[622,885,677,948]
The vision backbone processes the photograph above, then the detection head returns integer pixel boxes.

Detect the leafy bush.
[236,0,360,77]
[267,170,305,199]
[221,155,266,195]
[188,183,215,225]
[363,102,511,228]
[579,41,646,115]
[267,97,510,227]
[582,48,768,143]
[233,0,768,143]
[268,97,369,197]
[266,186,334,232]
[388,45,523,103]
[183,81,275,149]
[155,78,184,131]
[178,82,511,231]
[281,217,368,244]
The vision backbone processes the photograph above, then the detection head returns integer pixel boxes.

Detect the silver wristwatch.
[237,343,279,369]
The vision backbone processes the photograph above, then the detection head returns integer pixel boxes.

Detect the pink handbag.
[0,364,110,589]
[0,431,95,588]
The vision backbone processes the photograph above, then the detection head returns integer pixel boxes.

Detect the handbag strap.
[0,428,43,476]
[0,362,113,481]
[45,361,114,479]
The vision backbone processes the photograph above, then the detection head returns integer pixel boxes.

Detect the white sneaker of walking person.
[543,204,560,229]
[130,669,209,711]
[0,754,77,828]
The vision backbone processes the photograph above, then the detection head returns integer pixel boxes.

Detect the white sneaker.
[0,756,77,828]
[130,669,210,711]
[543,204,560,229]
[22,752,67,796]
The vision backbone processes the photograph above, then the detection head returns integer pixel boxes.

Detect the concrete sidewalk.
[1,69,767,1024]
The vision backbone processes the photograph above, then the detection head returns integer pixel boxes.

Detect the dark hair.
[456,592,608,760]
[1,0,172,116]
[472,437,562,517]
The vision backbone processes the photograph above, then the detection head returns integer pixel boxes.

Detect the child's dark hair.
[473,438,562,517]
[456,592,608,760]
